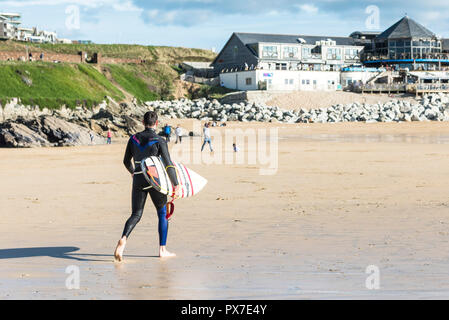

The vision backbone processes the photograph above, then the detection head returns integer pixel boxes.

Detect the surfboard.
[141,156,207,199]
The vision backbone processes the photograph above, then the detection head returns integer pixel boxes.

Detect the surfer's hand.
[173,185,181,200]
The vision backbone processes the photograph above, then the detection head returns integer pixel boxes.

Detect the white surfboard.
[141,156,207,199]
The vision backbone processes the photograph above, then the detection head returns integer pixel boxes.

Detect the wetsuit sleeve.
[123,138,134,175]
[159,138,179,186]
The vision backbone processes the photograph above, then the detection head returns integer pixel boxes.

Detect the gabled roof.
[376,16,436,40]
[234,32,357,46]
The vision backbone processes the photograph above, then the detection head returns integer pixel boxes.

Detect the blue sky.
[1,0,449,51]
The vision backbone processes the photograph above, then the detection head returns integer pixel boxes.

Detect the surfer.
[114,111,181,261]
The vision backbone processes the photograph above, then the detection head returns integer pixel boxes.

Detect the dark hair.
[144,111,158,127]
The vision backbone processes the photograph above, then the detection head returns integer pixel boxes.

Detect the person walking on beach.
[114,111,180,261]
[163,124,172,142]
[107,130,112,145]
[175,125,182,144]
[201,122,213,152]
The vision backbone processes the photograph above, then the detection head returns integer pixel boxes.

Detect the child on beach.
[107,130,112,144]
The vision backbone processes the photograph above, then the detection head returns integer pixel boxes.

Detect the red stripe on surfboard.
[175,163,185,199]
[183,164,194,196]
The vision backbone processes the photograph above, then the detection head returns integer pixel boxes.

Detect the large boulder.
[0,121,50,147]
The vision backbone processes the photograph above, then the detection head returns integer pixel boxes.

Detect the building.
[214,16,449,92]
[0,12,62,44]
[213,33,363,74]
[213,32,364,91]
[0,13,21,40]
[362,16,449,71]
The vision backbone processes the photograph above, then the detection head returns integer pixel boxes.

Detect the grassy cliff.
[0,41,217,108]
[0,62,124,108]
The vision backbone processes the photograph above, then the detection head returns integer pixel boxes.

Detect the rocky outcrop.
[147,94,449,123]
[0,98,146,148]
[2,93,449,148]
[0,116,105,148]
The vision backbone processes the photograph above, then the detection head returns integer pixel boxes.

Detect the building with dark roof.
[366,16,441,61]
[214,16,449,92]
[213,15,449,75]
[212,32,363,74]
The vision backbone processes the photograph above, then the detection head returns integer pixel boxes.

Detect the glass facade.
[327,48,342,60]
[283,46,299,59]
[375,39,442,59]
[262,46,278,58]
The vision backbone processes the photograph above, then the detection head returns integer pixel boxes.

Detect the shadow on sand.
[0,247,155,262]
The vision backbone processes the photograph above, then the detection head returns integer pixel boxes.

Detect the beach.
[1,120,449,299]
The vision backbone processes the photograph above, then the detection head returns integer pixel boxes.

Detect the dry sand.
[1,120,449,299]
[264,91,419,110]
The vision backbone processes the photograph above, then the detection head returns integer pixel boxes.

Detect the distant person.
[201,122,213,153]
[163,124,172,142]
[233,143,239,153]
[29,52,33,62]
[175,125,183,144]
[90,133,94,144]
[107,130,112,145]
[40,52,44,61]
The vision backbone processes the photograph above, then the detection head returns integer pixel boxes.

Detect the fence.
[181,74,219,86]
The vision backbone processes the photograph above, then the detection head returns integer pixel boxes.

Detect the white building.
[214,32,367,92]
[0,12,62,44]
[0,13,20,40]
[220,69,342,91]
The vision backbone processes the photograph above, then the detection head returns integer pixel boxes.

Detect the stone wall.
[0,50,141,64]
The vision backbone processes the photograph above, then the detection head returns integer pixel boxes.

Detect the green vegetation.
[106,64,159,102]
[0,62,124,109]
[188,84,236,100]
[0,41,216,63]
[0,41,222,107]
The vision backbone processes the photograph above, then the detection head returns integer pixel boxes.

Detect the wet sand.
[1,121,449,299]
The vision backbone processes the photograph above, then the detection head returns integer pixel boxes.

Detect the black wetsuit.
[122,128,179,245]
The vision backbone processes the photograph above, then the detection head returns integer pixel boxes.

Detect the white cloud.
[0,0,140,11]
[298,4,319,14]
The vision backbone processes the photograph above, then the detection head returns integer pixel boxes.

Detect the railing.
[360,83,407,92]
[363,53,449,61]
[181,74,219,86]
[416,83,449,91]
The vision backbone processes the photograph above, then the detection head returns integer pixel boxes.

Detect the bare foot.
[159,246,176,258]
[114,237,127,262]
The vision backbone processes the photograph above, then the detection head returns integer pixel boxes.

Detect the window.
[327,48,341,60]
[262,46,278,58]
[276,63,287,70]
[306,80,310,85]
[345,48,359,60]
[285,79,289,85]
[302,80,305,84]
[233,46,238,59]
[283,46,299,59]
[302,47,311,59]
[246,78,252,85]
[289,79,294,85]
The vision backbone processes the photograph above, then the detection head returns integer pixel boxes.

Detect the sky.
[1,0,449,51]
